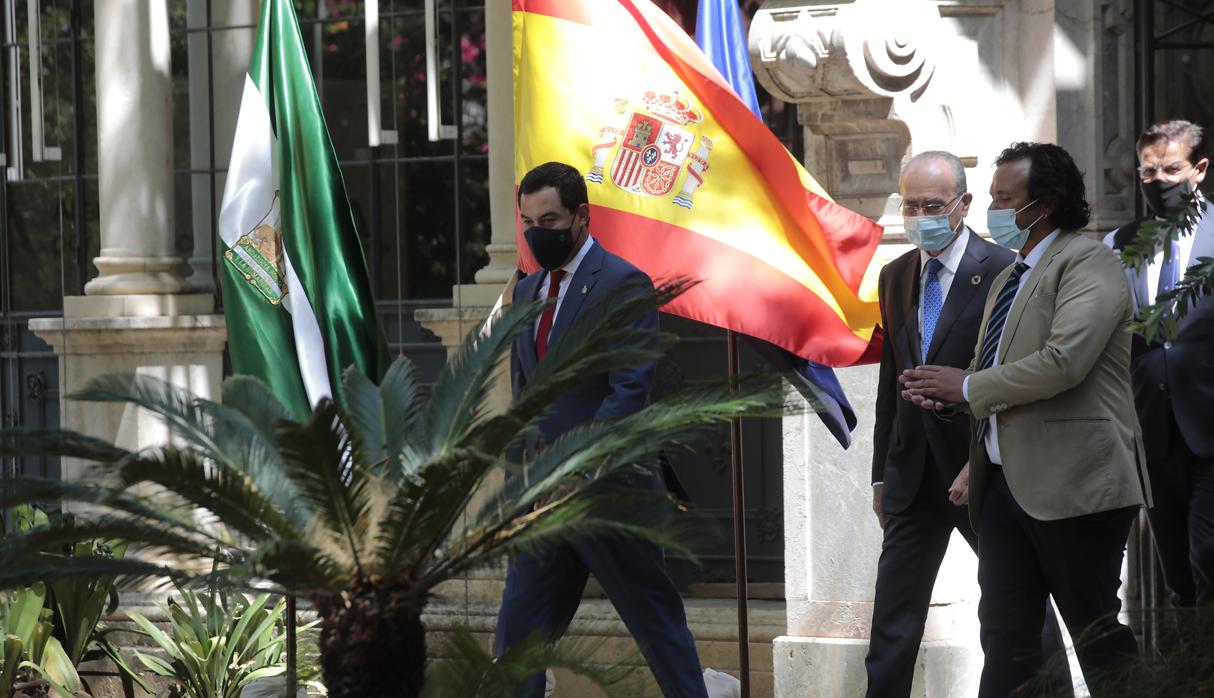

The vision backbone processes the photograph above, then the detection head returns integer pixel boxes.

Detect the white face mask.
[986,199,1043,250]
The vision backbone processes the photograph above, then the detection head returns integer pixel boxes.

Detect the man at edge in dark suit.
[494,162,708,698]
[867,151,1069,696]
[1104,120,1214,611]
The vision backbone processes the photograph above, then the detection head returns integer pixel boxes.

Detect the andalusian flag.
[218,0,389,417]
[513,0,883,367]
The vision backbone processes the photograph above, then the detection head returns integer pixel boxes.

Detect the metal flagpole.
[286,595,298,696]
[726,330,750,698]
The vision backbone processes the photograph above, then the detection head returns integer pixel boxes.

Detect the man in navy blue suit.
[494,161,708,698]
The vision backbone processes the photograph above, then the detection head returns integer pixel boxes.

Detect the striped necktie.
[975,262,1030,441]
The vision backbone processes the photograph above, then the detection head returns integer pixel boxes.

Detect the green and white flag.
[218,0,388,418]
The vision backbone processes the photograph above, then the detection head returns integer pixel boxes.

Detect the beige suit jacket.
[966,232,1151,529]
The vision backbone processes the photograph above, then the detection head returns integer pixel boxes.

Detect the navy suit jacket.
[511,241,659,453]
[1107,200,1214,460]
[872,230,1016,513]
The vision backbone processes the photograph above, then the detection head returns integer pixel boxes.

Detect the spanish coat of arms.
[586,90,713,209]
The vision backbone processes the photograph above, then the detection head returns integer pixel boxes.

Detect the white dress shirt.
[917,227,972,330]
[534,235,596,342]
[1143,194,1202,305]
[963,229,1062,465]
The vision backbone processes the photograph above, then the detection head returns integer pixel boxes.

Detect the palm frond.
[70,373,221,455]
[0,553,183,591]
[230,540,349,595]
[422,628,644,698]
[0,519,239,573]
[0,478,238,548]
[221,374,303,426]
[426,489,704,594]
[341,359,424,479]
[496,378,785,512]
[117,447,299,541]
[371,447,498,574]
[194,401,311,531]
[274,400,371,577]
[468,279,690,457]
[421,299,545,456]
[0,428,130,463]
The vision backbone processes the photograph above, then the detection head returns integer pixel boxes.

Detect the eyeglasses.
[1137,162,1192,181]
[899,194,961,216]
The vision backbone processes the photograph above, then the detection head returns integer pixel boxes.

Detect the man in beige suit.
[900,142,1151,697]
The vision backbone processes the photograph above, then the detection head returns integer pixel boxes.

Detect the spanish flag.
[513,0,883,367]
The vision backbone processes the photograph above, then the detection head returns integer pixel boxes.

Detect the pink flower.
[460,34,480,64]
[391,34,404,51]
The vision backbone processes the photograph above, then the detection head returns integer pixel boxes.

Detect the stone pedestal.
[29,295,226,480]
[775,352,983,697]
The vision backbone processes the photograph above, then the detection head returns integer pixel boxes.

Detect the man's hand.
[899,365,967,411]
[948,462,970,506]
[872,484,886,529]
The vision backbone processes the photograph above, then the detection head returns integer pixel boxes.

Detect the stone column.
[30,0,227,475]
[186,0,261,292]
[87,0,190,296]
[452,0,518,309]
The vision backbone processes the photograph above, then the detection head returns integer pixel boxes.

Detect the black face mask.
[524,224,578,271]
[1141,178,1193,218]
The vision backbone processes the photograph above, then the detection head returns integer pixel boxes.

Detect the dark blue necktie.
[921,258,944,361]
[976,262,1031,442]
[1157,238,1180,298]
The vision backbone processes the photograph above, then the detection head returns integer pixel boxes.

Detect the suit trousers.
[866,460,1071,697]
[977,468,1138,697]
[1144,408,1214,608]
[494,472,708,698]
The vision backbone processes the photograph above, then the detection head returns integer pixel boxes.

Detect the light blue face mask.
[903,197,963,251]
[986,199,1043,250]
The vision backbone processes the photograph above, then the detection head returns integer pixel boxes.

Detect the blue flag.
[694,0,858,448]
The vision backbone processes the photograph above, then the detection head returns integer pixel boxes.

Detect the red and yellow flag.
[512,0,883,367]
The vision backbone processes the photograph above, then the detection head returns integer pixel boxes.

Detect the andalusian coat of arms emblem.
[586,90,713,209]
[225,192,288,305]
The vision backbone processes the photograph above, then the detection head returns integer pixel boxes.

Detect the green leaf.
[6,583,46,643]
[128,610,186,663]
[38,636,81,696]
[134,650,177,678]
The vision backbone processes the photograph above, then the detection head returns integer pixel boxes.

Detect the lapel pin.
[581,284,589,295]
[971,274,982,286]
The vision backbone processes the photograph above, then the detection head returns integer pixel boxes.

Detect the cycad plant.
[0,280,786,697]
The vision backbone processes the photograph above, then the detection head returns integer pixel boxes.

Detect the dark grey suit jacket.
[872,230,1016,514]
[1107,200,1214,460]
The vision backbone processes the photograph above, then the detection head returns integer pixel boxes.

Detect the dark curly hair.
[994,142,1091,231]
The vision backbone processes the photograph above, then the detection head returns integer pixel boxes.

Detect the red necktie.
[534,270,565,361]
